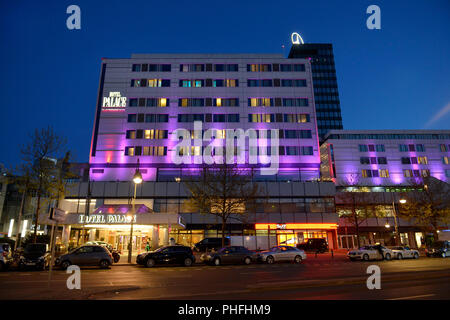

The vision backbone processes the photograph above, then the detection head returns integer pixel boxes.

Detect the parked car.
[257,246,306,264]
[201,246,256,266]
[55,245,113,269]
[390,246,420,260]
[19,243,51,270]
[296,238,328,253]
[85,241,120,263]
[193,238,230,252]
[425,240,450,258]
[137,245,195,268]
[348,245,393,261]
[0,243,12,271]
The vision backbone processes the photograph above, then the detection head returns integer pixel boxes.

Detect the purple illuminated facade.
[321,130,450,186]
[89,54,321,182]
[320,129,450,249]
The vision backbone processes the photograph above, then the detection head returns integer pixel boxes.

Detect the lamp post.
[128,160,143,263]
[391,198,406,246]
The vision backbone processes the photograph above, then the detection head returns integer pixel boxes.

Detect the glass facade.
[288,44,343,142]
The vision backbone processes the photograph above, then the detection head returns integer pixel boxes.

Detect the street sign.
[49,208,66,223]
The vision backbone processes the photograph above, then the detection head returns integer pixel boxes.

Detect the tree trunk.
[33,178,42,244]
[352,196,360,248]
[221,217,226,248]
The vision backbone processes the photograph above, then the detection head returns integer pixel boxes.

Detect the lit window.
[379,169,389,178]
[145,130,154,139]
[443,156,449,165]
[418,156,428,164]
[148,79,162,87]
[421,169,430,177]
[159,98,167,107]
[216,98,222,107]
[403,169,413,178]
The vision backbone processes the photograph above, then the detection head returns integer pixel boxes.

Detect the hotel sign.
[102,92,127,109]
[291,32,304,45]
[78,214,136,224]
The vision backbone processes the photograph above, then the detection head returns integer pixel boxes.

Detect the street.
[0,254,449,300]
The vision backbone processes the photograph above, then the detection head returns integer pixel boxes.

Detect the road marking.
[388,294,436,300]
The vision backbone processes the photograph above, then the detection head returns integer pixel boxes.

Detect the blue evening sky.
[1,0,449,168]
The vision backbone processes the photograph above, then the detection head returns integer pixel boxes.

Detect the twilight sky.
[1,0,449,168]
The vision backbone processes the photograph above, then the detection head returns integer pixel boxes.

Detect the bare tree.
[336,173,374,248]
[184,164,264,247]
[400,176,450,241]
[21,126,67,243]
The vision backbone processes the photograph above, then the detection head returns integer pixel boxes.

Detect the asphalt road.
[0,254,449,300]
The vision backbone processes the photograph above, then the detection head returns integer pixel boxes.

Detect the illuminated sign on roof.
[291,32,304,45]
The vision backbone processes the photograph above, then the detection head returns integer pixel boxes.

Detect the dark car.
[19,243,50,270]
[193,238,230,252]
[136,245,195,268]
[426,240,450,258]
[296,238,328,253]
[201,246,256,266]
[55,245,113,269]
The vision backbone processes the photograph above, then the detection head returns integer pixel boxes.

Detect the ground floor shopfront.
[337,227,425,249]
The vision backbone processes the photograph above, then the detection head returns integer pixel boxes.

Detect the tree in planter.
[400,176,450,242]
[184,164,265,248]
[21,126,67,243]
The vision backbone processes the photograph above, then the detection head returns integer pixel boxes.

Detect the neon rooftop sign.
[291,32,304,45]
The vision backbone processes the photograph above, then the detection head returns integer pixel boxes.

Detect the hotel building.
[38,53,339,252]
[321,130,450,248]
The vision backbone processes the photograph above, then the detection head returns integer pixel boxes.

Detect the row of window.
[402,169,431,178]
[401,156,428,165]
[130,78,307,88]
[179,98,239,107]
[361,168,434,178]
[247,79,306,87]
[125,146,167,156]
[124,145,314,157]
[329,134,450,140]
[360,157,388,165]
[127,97,309,108]
[127,114,169,123]
[131,63,307,73]
[247,64,305,72]
[178,114,240,123]
[248,113,311,123]
[398,144,426,152]
[126,113,314,124]
[361,169,390,178]
[126,129,168,140]
[173,129,310,140]
[180,79,238,87]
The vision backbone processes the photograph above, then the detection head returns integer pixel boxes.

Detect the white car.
[390,246,420,260]
[348,245,393,261]
[258,246,307,264]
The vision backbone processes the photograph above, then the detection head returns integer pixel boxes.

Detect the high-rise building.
[90,54,322,182]
[36,53,339,251]
[289,44,343,142]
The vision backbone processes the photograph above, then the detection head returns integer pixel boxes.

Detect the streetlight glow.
[133,171,143,184]
[399,199,406,204]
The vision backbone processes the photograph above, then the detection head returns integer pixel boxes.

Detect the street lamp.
[128,160,143,263]
[392,198,406,246]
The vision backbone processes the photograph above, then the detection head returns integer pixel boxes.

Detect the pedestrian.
[145,241,150,252]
